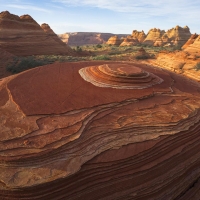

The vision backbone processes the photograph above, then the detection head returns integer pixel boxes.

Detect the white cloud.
[5,4,51,13]
[52,0,200,16]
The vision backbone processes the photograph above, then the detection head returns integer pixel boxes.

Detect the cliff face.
[182,33,199,49]
[0,11,73,56]
[183,35,200,56]
[58,32,128,46]
[0,61,200,199]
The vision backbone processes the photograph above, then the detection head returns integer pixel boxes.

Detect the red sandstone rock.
[0,11,73,56]
[119,36,139,46]
[135,47,151,59]
[131,30,146,42]
[0,61,200,199]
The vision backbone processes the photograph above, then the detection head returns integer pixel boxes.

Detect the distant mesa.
[58,32,128,46]
[79,64,163,89]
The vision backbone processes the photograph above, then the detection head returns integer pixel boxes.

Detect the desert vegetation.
[6,44,183,74]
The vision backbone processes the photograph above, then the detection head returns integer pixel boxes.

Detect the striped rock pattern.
[0,61,200,200]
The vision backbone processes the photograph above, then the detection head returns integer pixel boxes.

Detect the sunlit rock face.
[0,61,200,200]
[0,11,73,56]
[79,64,163,89]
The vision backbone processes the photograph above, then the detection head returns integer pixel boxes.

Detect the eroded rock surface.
[0,61,200,199]
[0,11,73,56]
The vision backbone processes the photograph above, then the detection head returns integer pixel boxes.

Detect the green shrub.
[6,56,49,73]
[96,44,102,48]
[76,46,82,52]
[91,55,111,60]
[135,55,149,60]
[195,62,200,71]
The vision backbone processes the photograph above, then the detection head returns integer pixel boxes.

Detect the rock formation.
[0,11,73,56]
[58,32,128,46]
[183,35,200,56]
[166,25,191,46]
[148,51,200,82]
[119,36,139,46]
[131,30,146,42]
[1,61,200,199]
[182,33,199,49]
[135,47,151,59]
[106,35,123,45]
[142,26,191,47]
[143,28,165,45]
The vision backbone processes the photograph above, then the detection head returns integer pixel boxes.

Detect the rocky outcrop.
[142,26,191,47]
[135,47,151,59]
[182,33,199,49]
[183,35,200,56]
[119,36,139,46]
[0,11,73,56]
[148,51,200,82]
[58,32,128,46]
[143,28,165,45]
[131,30,146,42]
[1,61,200,199]
[166,25,191,46]
[106,35,123,45]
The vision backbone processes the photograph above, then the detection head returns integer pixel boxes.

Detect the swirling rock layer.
[79,64,163,89]
[0,61,200,200]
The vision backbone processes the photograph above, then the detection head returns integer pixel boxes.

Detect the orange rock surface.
[148,51,200,82]
[0,11,73,56]
[106,35,123,45]
[131,30,146,42]
[119,36,139,46]
[143,28,165,45]
[183,35,200,56]
[182,33,199,49]
[0,61,200,199]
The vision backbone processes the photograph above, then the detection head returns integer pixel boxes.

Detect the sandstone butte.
[106,35,123,45]
[58,32,128,46]
[0,60,200,200]
[147,26,191,47]
[0,11,74,56]
[131,30,146,43]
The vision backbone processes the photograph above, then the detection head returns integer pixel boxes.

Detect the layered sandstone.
[0,11,73,56]
[131,30,146,42]
[183,35,200,56]
[182,33,199,49]
[166,25,191,46]
[0,61,200,199]
[58,32,128,46]
[106,35,123,45]
[148,51,200,82]
[143,28,165,45]
[119,36,139,46]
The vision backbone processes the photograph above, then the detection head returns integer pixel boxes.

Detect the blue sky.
[1,0,200,34]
